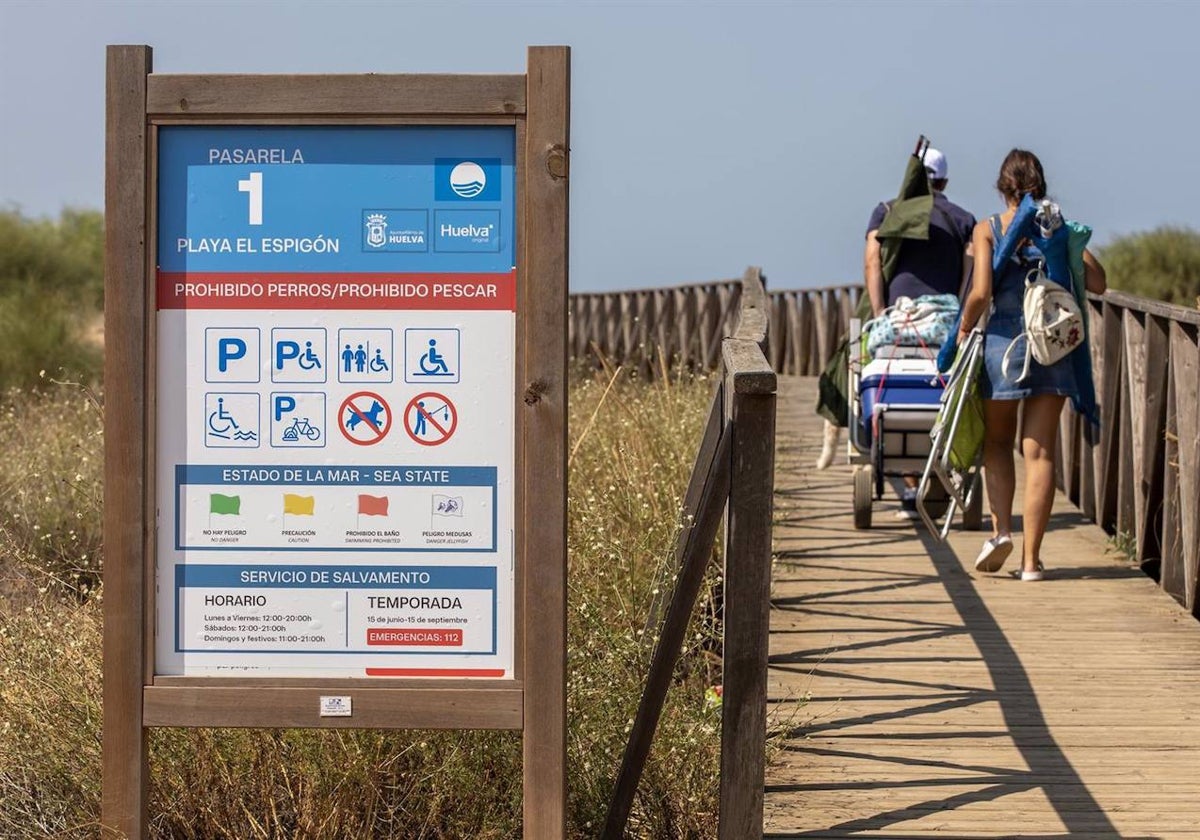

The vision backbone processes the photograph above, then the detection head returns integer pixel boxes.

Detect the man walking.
[863,147,976,316]
[863,147,975,517]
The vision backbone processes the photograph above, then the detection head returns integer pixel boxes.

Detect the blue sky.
[2,0,1198,291]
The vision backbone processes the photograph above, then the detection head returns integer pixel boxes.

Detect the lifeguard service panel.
[156,127,516,678]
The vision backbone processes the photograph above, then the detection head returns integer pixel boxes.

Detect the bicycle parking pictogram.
[281,416,321,442]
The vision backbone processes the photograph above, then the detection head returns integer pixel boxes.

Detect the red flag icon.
[357,494,389,517]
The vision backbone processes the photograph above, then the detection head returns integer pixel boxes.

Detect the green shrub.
[0,208,104,306]
[1100,225,1200,307]
[0,209,104,391]
[0,284,101,392]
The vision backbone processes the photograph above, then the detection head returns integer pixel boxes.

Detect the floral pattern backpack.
[1000,264,1085,382]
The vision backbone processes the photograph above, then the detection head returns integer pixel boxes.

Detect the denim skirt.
[981,310,1079,401]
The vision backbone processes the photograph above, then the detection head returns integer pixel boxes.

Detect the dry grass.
[0,367,721,839]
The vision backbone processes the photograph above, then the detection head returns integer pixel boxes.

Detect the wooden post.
[1168,321,1199,615]
[718,340,776,840]
[523,44,570,840]
[1139,314,1170,566]
[102,43,151,840]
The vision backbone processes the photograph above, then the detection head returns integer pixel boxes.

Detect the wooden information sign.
[103,44,568,838]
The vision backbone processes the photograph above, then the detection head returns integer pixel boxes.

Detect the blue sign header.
[158,126,515,274]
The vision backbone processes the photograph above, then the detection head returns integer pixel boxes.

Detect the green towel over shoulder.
[817,154,933,426]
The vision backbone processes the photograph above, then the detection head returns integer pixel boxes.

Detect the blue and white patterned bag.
[865,294,960,357]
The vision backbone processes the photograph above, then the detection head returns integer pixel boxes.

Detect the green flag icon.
[210,493,241,516]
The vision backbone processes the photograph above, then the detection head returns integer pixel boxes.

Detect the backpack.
[1000,264,1085,383]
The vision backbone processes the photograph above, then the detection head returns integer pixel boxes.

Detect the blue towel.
[938,197,1100,425]
[1065,221,1098,425]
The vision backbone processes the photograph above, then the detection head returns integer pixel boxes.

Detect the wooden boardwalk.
[764,376,1200,840]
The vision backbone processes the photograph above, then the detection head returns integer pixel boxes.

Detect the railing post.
[718,338,776,840]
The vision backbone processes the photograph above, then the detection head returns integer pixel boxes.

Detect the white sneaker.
[1019,561,1045,582]
[975,535,1013,573]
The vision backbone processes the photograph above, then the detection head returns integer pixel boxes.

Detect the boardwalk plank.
[765,376,1200,839]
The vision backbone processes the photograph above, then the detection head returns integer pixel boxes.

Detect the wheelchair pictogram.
[420,339,450,374]
[204,393,260,449]
[297,342,322,370]
[405,328,460,384]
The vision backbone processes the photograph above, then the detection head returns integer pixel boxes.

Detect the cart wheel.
[870,435,884,499]
[963,482,984,531]
[853,465,873,530]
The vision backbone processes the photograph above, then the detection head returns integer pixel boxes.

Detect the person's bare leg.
[982,399,1019,537]
[1021,394,1066,572]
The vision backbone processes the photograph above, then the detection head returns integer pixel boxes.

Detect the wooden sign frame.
[103,45,569,839]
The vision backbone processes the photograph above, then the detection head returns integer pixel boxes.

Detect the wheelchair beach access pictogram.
[403,392,457,446]
[339,391,392,445]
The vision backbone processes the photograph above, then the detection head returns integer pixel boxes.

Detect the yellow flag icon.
[283,493,315,516]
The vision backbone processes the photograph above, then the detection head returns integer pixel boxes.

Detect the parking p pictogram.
[339,391,392,445]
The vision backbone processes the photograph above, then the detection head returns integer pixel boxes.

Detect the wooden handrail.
[1063,291,1199,615]
[601,267,777,840]
[570,278,1199,616]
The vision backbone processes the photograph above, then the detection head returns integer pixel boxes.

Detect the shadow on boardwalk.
[763,377,1200,840]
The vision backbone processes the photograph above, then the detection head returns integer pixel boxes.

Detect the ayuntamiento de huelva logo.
[365,213,387,248]
[449,162,487,198]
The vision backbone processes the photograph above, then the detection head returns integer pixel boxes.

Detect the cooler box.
[857,357,943,459]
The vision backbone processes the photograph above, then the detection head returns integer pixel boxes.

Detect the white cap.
[922,147,948,180]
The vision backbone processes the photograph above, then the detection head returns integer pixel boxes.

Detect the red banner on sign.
[156,270,516,311]
[366,628,464,647]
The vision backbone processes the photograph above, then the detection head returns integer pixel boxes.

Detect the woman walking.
[955,149,1107,580]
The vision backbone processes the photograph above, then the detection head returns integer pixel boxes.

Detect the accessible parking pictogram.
[272,327,327,384]
[339,391,392,446]
[404,392,457,446]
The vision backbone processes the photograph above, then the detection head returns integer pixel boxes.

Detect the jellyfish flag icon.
[433,494,464,517]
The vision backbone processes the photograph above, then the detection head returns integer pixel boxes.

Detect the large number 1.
[237,172,263,226]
